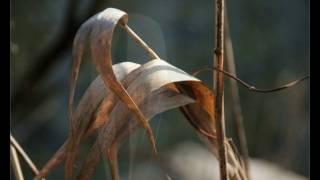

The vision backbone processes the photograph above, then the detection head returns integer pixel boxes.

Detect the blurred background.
[11,0,309,179]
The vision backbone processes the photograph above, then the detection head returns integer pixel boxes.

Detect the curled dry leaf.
[67,7,157,179]
[177,84,247,179]
[77,59,198,179]
[36,7,247,180]
[36,60,198,180]
[76,59,245,180]
[35,62,141,179]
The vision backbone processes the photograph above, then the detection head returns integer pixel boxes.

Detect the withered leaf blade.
[89,8,157,156]
[77,59,198,179]
[67,7,157,179]
[78,88,195,180]
[118,88,197,180]
[177,83,247,179]
[35,62,140,179]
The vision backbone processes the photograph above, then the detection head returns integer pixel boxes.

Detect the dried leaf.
[177,84,247,179]
[106,143,120,180]
[37,6,247,180]
[77,59,198,179]
[35,62,140,179]
[67,7,157,179]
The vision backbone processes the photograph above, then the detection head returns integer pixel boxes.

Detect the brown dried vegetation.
[10,6,308,180]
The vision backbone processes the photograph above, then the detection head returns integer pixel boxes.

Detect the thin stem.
[224,5,250,179]
[11,145,24,180]
[10,134,41,177]
[193,67,309,93]
[107,144,120,180]
[122,24,160,60]
[213,0,228,179]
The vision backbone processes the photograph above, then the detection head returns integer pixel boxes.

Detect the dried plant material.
[193,67,309,94]
[177,83,247,179]
[35,62,141,179]
[67,8,158,179]
[166,174,173,180]
[77,59,197,179]
[10,134,42,178]
[11,145,24,180]
[122,24,160,59]
[224,6,249,178]
[10,134,45,180]
[212,0,228,179]
[178,82,216,138]
[107,143,120,180]
[76,59,247,179]
[36,60,197,179]
[36,7,248,180]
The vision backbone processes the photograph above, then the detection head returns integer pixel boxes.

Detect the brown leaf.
[177,84,247,179]
[37,6,247,179]
[66,8,158,179]
[77,59,200,179]
[35,62,140,179]
[106,143,120,180]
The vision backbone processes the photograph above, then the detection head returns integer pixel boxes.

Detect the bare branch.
[12,0,104,111]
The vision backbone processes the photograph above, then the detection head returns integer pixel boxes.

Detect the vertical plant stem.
[10,145,24,180]
[213,0,228,179]
[10,134,42,177]
[224,5,250,179]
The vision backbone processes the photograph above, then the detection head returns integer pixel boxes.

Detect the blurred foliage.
[11,0,309,179]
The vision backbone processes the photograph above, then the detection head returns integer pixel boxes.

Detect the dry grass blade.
[11,144,24,180]
[36,7,248,180]
[67,8,158,179]
[224,6,250,178]
[10,134,43,179]
[122,24,160,60]
[77,87,193,180]
[35,62,140,179]
[77,60,197,179]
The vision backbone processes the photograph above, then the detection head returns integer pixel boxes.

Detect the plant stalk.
[10,134,42,177]
[224,5,250,179]
[11,145,24,180]
[122,24,160,60]
[213,0,228,179]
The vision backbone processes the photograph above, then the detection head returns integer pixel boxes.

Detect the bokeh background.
[11,0,309,179]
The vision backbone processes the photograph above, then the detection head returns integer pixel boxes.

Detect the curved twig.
[193,67,309,93]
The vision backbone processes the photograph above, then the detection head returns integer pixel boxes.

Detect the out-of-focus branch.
[224,5,250,179]
[12,0,103,111]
